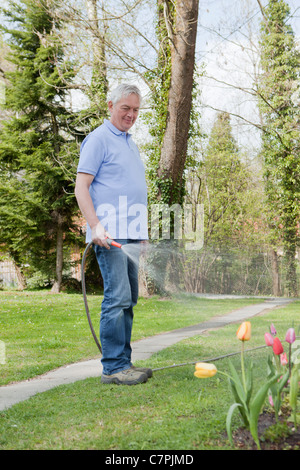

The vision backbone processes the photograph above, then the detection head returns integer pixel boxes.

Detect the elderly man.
[75,84,151,385]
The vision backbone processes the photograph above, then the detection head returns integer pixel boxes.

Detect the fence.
[0,259,18,288]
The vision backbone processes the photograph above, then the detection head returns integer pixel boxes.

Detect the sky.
[131,0,300,156]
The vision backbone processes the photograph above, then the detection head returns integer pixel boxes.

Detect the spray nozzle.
[105,237,122,248]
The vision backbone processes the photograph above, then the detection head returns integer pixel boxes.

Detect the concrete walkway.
[0,298,293,411]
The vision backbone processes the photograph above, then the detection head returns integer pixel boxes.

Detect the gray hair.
[108,83,142,106]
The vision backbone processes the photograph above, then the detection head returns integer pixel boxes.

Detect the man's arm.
[75,172,110,248]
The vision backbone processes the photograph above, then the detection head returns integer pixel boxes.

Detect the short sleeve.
[77,133,105,176]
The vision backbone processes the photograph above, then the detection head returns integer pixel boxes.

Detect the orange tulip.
[236,321,251,341]
[194,362,217,378]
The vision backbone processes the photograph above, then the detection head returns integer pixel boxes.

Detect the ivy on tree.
[257,0,300,296]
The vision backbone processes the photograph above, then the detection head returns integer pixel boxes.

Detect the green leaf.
[245,360,254,406]
[226,403,242,447]
[249,374,280,450]
[289,365,299,410]
[277,370,290,395]
[267,355,276,376]
[229,378,249,427]
[228,360,247,405]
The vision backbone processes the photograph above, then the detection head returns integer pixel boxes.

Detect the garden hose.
[81,241,102,354]
[81,238,123,355]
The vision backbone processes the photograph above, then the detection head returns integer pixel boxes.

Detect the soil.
[232,411,300,450]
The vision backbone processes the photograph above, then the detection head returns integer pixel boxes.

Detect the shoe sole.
[101,374,148,385]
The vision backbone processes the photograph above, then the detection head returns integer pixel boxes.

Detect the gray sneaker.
[101,367,148,385]
[130,366,153,378]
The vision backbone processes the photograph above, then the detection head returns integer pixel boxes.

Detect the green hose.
[81,241,102,354]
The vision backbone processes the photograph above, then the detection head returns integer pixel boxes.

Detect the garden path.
[0,297,293,411]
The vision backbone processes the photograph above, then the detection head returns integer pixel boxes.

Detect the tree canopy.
[0,0,299,296]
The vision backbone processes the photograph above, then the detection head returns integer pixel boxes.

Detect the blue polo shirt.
[77,119,148,242]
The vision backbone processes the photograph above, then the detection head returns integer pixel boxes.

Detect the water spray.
[81,242,276,374]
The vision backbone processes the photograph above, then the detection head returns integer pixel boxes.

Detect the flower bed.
[194,321,300,450]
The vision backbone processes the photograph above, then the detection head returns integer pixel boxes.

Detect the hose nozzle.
[105,237,122,248]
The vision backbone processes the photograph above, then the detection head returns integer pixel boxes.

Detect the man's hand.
[91,222,112,249]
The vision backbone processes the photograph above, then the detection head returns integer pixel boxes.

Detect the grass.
[0,290,299,450]
[0,290,262,385]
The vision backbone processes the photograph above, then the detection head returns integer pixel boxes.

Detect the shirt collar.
[104,119,131,138]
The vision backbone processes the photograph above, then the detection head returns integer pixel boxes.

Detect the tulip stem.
[217,370,231,380]
[274,354,281,374]
[241,341,247,393]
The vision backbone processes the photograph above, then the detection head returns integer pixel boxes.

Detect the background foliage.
[0,0,299,296]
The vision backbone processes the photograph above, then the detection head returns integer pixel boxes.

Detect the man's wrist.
[90,220,101,230]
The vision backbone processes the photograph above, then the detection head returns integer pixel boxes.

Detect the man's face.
[108,93,140,133]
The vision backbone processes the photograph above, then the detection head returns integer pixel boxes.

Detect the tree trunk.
[14,262,27,290]
[284,246,297,297]
[270,248,281,297]
[86,0,108,112]
[51,217,64,294]
[158,0,199,204]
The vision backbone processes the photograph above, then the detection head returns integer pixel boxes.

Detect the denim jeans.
[94,240,140,375]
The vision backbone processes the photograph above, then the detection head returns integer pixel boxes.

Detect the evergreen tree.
[0,0,82,291]
[257,0,300,296]
[82,0,109,131]
[201,112,251,247]
[182,112,265,294]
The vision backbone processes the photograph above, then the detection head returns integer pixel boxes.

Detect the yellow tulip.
[194,362,217,378]
[236,321,251,341]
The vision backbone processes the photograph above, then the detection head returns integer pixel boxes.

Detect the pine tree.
[201,112,250,247]
[0,0,82,291]
[258,0,300,296]
[180,112,264,294]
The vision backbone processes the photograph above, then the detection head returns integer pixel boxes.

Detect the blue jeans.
[94,240,140,375]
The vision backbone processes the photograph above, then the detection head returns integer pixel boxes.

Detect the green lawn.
[0,291,299,450]
[0,290,262,385]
